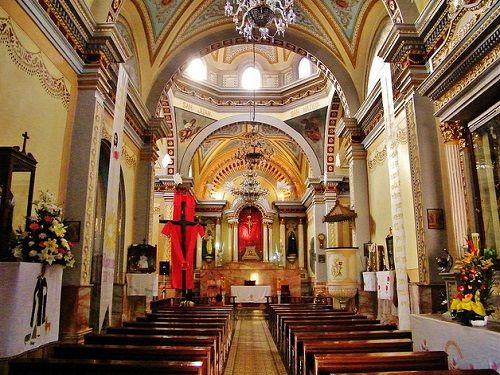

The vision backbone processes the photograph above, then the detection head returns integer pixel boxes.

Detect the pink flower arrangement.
[12,191,75,267]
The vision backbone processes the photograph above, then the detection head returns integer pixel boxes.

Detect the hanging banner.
[99,64,128,331]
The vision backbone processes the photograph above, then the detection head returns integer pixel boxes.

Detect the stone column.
[268,222,273,260]
[229,219,239,262]
[279,219,286,267]
[440,121,469,260]
[343,118,370,250]
[61,62,110,341]
[227,222,233,262]
[263,222,269,262]
[133,118,167,245]
[298,218,305,269]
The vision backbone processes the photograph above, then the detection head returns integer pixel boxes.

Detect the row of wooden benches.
[267,303,496,375]
[9,305,235,375]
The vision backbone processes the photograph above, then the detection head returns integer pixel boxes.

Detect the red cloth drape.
[161,192,204,289]
[238,209,263,260]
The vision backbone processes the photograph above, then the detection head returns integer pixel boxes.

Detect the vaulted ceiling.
[111,0,392,202]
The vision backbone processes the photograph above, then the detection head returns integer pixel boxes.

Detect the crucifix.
[245,214,254,233]
[22,131,29,153]
[160,190,205,298]
[161,202,198,297]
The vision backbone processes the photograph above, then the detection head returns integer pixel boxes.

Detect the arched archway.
[147,34,361,117]
[179,114,323,178]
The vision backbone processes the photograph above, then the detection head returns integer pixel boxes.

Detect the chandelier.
[231,169,268,202]
[225,0,296,41]
[235,125,274,167]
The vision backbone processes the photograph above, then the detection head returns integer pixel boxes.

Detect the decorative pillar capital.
[440,121,467,148]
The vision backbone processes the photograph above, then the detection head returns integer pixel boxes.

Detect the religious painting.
[427,208,445,229]
[285,107,327,167]
[174,107,216,163]
[65,221,80,242]
[127,243,157,273]
[385,232,395,270]
[238,207,263,261]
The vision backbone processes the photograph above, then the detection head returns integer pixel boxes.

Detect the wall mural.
[174,107,216,163]
[285,107,327,168]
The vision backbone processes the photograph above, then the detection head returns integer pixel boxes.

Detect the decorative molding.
[406,100,428,283]
[431,0,494,68]
[157,37,351,117]
[81,102,104,284]
[434,43,500,109]
[439,120,467,148]
[326,94,341,174]
[383,0,403,23]
[106,0,123,22]
[171,75,328,107]
[0,16,70,109]
[367,147,387,170]
[121,145,137,167]
[419,3,499,101]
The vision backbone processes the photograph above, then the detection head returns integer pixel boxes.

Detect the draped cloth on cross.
[161,192,204,290]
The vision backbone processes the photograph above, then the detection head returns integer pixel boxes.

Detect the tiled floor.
[224,309,288,375]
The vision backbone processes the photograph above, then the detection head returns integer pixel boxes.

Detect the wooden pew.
[290,329,411,375]
[302,339,413,375]
[84,333,221,375]
[122,320,232,353]
[279,318,381,356]
[106,326,226,365]
[313,351,449,375]
[52,343,212,375]
[8,358,206,375]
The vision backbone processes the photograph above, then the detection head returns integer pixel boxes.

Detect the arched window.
[298,57,312,79]
[241,66,261,90]
[186,58,207,81]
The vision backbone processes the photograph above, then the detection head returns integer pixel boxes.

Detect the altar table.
[231,285,271,303]
[411,314,500,372]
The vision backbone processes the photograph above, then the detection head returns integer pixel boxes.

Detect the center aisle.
[224,309,288,375]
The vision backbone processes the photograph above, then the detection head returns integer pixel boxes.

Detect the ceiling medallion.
[231,169,268,202]
[225,0,296,41]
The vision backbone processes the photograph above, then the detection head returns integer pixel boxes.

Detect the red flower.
[44,215,54,223]
[29,223,40,230]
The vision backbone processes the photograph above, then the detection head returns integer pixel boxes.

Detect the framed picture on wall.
[427,208,445,229]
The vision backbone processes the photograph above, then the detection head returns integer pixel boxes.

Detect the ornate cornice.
[418,1,499,110]
[379,24,427,65]
[0,16,71,109]
[172,74,329,108]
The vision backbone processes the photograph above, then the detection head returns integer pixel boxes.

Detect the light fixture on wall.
[231,169,268,202]
[225,0,296,41]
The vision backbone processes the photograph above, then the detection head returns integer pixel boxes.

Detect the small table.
[231,285,271,303]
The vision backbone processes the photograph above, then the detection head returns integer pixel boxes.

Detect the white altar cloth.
[411,314,500,372]
[231,285,271,303]
[126,273,158,296]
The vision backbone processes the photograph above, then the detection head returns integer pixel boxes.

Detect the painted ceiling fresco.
[139,0,370,59]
